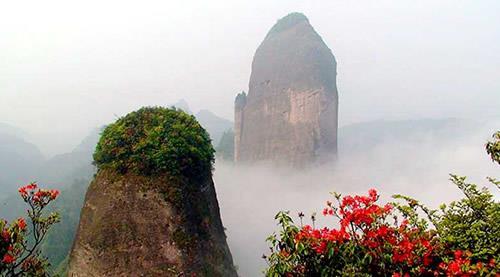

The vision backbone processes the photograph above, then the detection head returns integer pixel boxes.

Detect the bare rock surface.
[68,170,237,277]
[234,13,338,167]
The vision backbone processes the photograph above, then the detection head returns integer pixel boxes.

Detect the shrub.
[93,107,215,180]
[394,175,500,263]
[0,183,60,276]
[265,132,500,276]
[265,189,498,276]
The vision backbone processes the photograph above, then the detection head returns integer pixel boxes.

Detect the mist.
[2,0,500,156]
[214,120,499,276]
[1,1,499,275]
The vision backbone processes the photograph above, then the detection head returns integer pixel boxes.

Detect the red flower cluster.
[1,183,60,274]
[1,224,17,266]
[337,190,392,228]
[18,182,59,204]
[437,250,497,276]
[18,182,37,197]
[295,225,350,254]
[297,190,435,268]
[291,189,498,276]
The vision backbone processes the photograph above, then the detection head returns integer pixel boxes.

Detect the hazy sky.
[1,0,499,156]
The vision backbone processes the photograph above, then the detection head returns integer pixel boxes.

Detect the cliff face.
[234,13,338,167]
[68,107,237,277]
[69,171,236,276]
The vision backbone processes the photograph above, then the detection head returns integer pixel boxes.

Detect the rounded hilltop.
[94,106,214,179]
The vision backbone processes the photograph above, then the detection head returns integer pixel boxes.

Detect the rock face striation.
[234,13,338,167]
[68,107,237,277]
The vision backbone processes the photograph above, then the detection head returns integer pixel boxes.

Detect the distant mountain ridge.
[195,109,233,145]
[170,99,233,146]
[171,99,192,114]
[0,122,31,140]
[37,127,101,186]
[338,118,496,156]
[0,124,44,197]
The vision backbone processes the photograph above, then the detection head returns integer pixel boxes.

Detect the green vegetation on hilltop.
[94,107,215,180]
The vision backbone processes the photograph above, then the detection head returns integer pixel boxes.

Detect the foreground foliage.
[265,133,500,276]
[0,183,60,276]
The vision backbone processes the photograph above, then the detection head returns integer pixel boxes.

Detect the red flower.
[19,182,38,194]
[454,250,463,259]
[423,255,432,266]
[1,230,10,242]
[322,208,329,216]
[384,203,393,212]
[18,186,27,197]
[447,261,462,275]
[49,189,60,200]
[34,190,43,200]
[17,217,27,230]
[314,241,327,254]
[376,225,389,236]
[2,254,15,264]
[368,188,378,201]
[28,182,37,190]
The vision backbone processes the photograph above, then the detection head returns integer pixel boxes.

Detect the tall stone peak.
[266,12,309,36]
[234,13,338,167]
[69,107,237,276]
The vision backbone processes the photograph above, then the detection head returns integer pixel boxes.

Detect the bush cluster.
[265,188,499,276]
[265,132,500,276]
[93,107,215,180]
